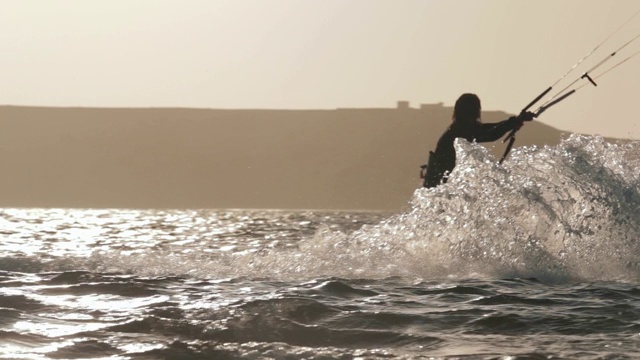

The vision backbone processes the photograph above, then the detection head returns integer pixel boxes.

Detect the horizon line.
[0,102,513,113]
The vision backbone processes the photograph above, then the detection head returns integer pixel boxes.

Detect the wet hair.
[453,93,481,124]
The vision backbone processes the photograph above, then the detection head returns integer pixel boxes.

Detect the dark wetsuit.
[423,116,522,188]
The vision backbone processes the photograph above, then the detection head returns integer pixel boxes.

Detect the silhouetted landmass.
[0,103,573,210]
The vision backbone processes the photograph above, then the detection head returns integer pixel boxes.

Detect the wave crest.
[35,135,640,283]
[287,134,640,281]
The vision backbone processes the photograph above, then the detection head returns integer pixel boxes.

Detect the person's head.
[453,93,481,124]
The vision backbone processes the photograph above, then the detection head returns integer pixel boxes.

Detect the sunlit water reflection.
[2,135,640,358]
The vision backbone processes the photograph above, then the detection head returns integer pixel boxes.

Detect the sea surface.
[1,134,640,359]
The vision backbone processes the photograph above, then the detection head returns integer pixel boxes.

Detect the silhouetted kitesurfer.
[421,93,534,188]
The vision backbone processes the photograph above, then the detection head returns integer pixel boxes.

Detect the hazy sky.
[2,0,640,138]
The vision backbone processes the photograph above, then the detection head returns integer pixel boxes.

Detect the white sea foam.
[74,134,640,283]
[4,135,636,282]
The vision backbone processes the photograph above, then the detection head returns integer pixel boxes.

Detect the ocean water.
[1,134,640,359]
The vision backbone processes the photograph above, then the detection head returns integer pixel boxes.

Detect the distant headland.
[0,102,569,211]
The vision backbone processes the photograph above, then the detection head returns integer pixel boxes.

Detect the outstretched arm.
[474,111,535,142]
[475,117,522,142]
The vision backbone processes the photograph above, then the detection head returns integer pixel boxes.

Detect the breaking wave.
[78,134,640,283]
[3,135,639,282]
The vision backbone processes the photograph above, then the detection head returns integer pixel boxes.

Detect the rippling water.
[2,135,640,359]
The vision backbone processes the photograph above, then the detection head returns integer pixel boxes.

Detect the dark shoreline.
[0,104,567,210]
